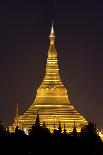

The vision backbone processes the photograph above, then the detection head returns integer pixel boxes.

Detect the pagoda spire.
[14,104,19,126]
[47,21,57,60]
[49,21,55,45]
[51,20,54,32]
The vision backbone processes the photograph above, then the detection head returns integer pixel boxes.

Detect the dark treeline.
[0,115,103,155]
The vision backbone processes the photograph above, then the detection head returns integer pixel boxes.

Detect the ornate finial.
[63,124,66,134]
[49,20,55,45]
[51,20,54,34]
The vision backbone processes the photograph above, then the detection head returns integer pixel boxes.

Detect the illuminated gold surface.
[11,23,87,132]
[98,130,103,141]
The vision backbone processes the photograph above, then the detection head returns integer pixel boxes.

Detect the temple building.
[10,23,87,133]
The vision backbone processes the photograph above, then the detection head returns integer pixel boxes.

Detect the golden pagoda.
[16,23,87,132]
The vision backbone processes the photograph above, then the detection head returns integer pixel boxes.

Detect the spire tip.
[50,20,55,39]
[51,20,54,33]
[49,20,55,44]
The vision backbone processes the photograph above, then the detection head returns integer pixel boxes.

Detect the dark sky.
[0,0,103,129]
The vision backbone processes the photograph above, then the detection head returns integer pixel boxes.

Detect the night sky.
[0,0,103,129]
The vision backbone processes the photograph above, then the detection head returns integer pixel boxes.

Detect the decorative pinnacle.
[51,20,54,34]
[14,104,19,125]
[49,20,55,44]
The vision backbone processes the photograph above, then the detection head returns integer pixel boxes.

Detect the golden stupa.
[12,23,87,133]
